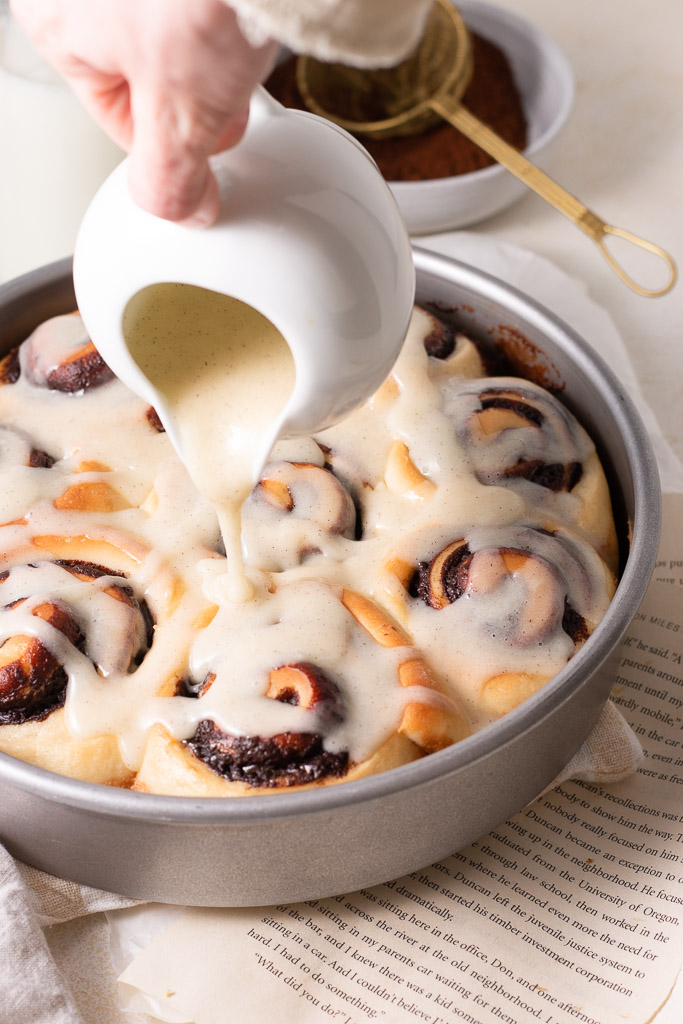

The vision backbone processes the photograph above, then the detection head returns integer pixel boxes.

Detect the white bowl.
[392,0,575,234]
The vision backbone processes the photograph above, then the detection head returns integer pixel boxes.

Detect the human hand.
[10,0,279,225]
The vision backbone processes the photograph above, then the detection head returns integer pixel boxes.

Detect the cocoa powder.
[265,32,527,182]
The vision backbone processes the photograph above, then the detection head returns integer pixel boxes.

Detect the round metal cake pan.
[0,248,660,906]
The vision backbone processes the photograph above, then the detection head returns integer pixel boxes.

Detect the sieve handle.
[431,97,677,298]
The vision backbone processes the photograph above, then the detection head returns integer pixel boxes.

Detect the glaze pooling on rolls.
[410,525,610,631]
[242,461,358,570]
[133,581,468,796]
[19,312,114,393]
[441,377,619,569]
[383,522,616,724]
[0,527,181,784]
[0,423,55,470]
[0,303,618,793]
[445,379,590,484]
[185,662,349,788]
[0,559,152,725]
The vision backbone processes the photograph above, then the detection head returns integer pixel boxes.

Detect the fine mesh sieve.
[297,0,676,298]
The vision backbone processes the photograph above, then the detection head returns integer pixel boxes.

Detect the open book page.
[118,495,683,1024]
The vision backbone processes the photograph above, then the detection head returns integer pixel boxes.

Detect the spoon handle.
[431,96,677,298]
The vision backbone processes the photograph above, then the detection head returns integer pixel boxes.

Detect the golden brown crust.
[383,441,437,501]
[342,589,470,750]
[341,588,410,648]
[53,480,130,512]
[397,658,470,750]
[52,460,131,513]
[0,709,135,786]
[479,672,549,717]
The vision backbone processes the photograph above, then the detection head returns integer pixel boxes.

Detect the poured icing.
[122,284,296,603]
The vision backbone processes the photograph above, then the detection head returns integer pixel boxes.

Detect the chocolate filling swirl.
[185,661,349,787]
[504,458,583,492]
[0,423,55,469]
[422,311,461,361]
[44,343,114,393]
[187,723,349,787]
[0,347,20,386]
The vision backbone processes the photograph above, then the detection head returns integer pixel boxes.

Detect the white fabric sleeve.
[225,0,433,67]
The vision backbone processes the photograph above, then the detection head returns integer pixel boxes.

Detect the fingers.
[126,93,216,224]
[120,2,278,226]
[67,72,134,152]
[126,90,251,226]
[179,170,222,230]
[10,0,279,228]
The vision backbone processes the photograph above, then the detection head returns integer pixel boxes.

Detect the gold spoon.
[297,0,676,298]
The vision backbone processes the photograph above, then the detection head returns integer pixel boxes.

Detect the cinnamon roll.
[133,581,469,796]
[0,527,185,784]
[381,523,616,722]
[442,378,618,568]
[312,306,486,517]
[0,556,148,783]
[417,305,487,380]
[241,461,357,570]
[18,312,114,393]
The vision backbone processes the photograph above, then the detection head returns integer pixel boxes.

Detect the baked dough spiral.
[241,461,357,570]
[417,305,487,380]
[0,529,181,784]
[382,522,616,720]
[16,312,114,393]
[442,378,618,568]
[133,582,469,796]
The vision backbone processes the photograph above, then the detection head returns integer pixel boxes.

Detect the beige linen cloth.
[1,232,677,1023]
[228,0,433,67]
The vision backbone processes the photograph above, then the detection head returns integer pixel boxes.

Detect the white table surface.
[10,0,683,1020]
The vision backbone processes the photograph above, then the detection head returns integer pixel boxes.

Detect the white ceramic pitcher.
[73,87,415,462]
